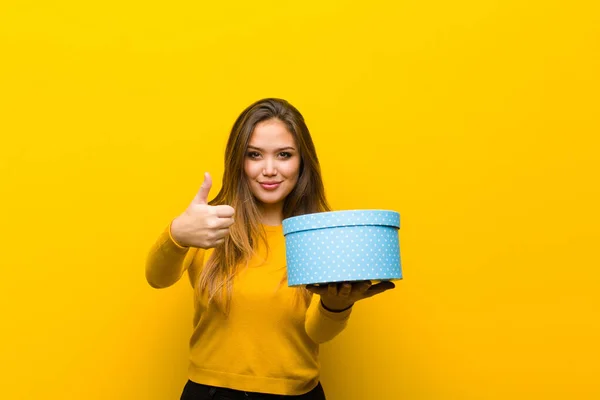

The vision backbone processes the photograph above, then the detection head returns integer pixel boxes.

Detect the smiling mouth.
[259,182,281,190]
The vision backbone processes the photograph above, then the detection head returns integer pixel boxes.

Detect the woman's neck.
[258,203,283,226]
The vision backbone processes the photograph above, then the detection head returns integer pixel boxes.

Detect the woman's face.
[244,118,301,210]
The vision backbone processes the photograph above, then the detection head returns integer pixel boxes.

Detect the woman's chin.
[255,196,286,207]
[258,199,284,206]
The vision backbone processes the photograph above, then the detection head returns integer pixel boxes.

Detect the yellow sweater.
[145,223,352,395]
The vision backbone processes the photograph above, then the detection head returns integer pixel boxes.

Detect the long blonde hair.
[198,98,331,312]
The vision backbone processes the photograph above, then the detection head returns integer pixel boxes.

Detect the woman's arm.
[304,294,353,344]
[145,221,198,288]
[304,281,396,343]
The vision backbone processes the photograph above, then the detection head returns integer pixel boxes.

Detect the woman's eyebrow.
[247,145,296,151]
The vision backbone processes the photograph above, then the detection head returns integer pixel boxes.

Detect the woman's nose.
[262,158,277,176]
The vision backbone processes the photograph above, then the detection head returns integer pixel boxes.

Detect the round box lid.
[282,209,400,236]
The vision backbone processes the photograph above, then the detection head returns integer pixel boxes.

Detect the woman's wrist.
[169,217,190,248]
[320,299,353,313]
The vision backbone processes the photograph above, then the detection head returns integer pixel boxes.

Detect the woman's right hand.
[170,172,235,249]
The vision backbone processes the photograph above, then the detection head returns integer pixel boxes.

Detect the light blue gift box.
[282,210,402,287]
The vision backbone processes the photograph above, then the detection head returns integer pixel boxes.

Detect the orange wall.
[1,1,599,399]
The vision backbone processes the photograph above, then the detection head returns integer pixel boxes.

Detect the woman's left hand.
[305,280,395,312]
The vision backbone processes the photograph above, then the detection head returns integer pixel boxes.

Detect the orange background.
[1,1,599,399]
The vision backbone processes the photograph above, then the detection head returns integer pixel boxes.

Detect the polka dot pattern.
[282,210,402,286]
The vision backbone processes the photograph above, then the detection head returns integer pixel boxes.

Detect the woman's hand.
[305,280,395,312]
[170,172,235,249]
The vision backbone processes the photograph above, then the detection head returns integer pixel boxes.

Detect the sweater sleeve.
[304,294,353,344]
[145,222,199,288]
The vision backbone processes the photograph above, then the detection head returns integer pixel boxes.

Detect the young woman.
[146,98,395,400]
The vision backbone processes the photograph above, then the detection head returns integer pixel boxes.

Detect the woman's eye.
[247,151,291,159]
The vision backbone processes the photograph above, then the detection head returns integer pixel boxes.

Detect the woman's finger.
[363,281,396,298]
[214,228,230,239]
[305,284,327,296]
[338,282,352,297]
[328,283,338,296]
[353,280,372,295]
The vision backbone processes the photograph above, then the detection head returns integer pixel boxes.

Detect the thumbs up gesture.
[170,172,235,249]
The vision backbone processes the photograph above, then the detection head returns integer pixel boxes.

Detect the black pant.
[180,380,326,400]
